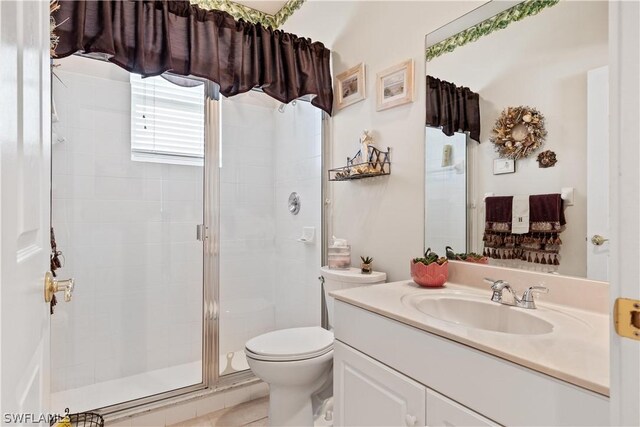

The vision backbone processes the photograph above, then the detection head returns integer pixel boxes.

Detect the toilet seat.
[245,327,334,362]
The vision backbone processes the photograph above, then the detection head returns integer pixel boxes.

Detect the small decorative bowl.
[410,260,448,288]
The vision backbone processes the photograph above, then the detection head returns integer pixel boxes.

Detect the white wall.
[284,1,481,281]
[51,57,203,392]
[428,1,608,277]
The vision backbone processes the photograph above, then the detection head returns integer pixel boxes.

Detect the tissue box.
[328,245,351,269]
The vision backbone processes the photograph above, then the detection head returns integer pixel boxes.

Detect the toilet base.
[269,384,315,426]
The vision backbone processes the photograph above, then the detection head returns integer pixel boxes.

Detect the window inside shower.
[50,54,324,412]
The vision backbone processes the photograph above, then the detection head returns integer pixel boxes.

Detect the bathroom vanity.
[330,264,609,427]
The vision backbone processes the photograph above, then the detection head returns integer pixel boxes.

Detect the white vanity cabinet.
[334,341,496,427]
[333,300,609,426]
[334,341,426,426]
[425,389,498,427]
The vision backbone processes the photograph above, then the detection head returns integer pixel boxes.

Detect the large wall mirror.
[424,0,609,281]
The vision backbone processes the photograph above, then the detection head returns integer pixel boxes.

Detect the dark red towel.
[485,196,513,223]
[485,194,565,227]
[530,194,566,226]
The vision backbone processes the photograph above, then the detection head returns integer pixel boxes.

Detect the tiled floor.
[170,397,268,427]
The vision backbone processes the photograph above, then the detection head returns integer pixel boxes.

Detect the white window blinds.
[130,74,205,166]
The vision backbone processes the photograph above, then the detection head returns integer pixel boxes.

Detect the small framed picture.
[376,59,414,111]
[335,63,366,110]
[493,158,516,175]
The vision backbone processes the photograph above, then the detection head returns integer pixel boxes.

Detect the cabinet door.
[426,389,500,427]
[334,341,426,427]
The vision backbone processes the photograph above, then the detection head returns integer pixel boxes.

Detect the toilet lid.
[245,327,334,361]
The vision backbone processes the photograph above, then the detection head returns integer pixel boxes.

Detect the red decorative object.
[410,260,448,288]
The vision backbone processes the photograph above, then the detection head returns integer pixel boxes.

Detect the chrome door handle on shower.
[44,271,75,303]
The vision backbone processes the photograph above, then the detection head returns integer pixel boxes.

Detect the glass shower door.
[217,91,323,377]
[50,55,207,413]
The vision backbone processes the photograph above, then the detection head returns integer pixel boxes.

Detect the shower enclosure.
[50,55,323,414]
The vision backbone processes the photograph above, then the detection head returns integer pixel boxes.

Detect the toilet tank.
[320,266,386,329]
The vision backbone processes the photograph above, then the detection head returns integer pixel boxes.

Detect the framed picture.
[376,59,414,111]
[493,158,516,175]
[335,63,366,110]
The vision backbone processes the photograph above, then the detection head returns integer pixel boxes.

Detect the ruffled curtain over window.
[426,76,480,142]
[52,0,333,115]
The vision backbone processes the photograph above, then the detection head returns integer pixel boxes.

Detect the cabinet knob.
[405,414,417,426]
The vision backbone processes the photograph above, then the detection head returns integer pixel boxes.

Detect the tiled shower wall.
[218,94,322,370]
[51,59,203,392]
[273,101,323,329]
[218,94,278,361]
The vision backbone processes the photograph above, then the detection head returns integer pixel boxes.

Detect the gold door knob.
[590,235,609,246]
[44,271,75,303]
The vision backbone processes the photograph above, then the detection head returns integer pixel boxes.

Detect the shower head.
[277,100,297,113]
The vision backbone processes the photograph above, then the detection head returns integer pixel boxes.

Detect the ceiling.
[234,0,288,15]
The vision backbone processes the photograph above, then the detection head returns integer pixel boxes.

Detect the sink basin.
[401,293,554,335]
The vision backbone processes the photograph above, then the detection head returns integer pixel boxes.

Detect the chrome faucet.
[484,278,549,309]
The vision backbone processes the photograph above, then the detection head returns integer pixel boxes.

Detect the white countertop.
[330,280,609,396]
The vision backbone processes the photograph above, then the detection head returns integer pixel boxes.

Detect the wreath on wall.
[490,106,547,160]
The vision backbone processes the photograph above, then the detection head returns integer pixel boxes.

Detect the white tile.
[95,154,145,178]
[69,152,96,176]
[94,176,145,200]
[106,418,132,427]
[165,401,198,425]
[195,394,225,417]
[250,382,270,400]
[68,127,97,153]
[223,386,254,408]
[127,409,166,427]
[163,179,197,201]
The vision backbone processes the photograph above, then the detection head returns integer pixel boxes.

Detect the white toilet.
[245,267,386,426]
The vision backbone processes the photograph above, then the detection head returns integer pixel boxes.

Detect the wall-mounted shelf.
[329,146,391,181]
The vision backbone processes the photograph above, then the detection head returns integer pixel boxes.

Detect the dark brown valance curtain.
[426,76,480,142]
[53,0,334,115]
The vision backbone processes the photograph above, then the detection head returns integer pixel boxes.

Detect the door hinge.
[614,298,640,341]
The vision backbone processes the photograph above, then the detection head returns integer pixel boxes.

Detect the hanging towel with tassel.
[483,194,566,265]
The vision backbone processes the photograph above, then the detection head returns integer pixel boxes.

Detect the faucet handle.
[520,286,549,308]
[522,286,549,301]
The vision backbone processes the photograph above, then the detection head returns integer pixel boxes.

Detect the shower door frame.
[68,78,234,418]
[71,77,326,419]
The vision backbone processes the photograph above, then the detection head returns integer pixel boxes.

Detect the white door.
[334,341,426,427]
[586,66,609,282]
[0,0,52,423]
[609,1,640,425]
